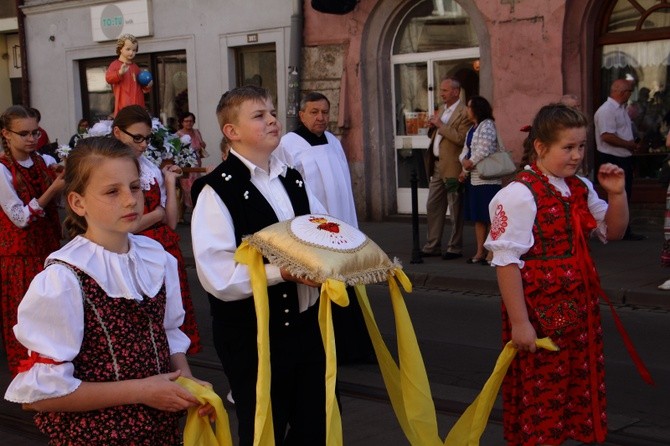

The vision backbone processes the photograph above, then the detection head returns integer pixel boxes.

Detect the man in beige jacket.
[422,77,472,259]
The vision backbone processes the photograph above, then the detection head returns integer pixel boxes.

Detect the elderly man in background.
[422,77,472,260]
[595,78,644,240]
[278,92,373,363]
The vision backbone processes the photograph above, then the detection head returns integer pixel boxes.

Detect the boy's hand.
[597,163,625,195]
[280,269,320,287]
[119,62,129,75]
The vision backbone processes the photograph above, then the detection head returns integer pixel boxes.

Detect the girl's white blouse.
[483,167,609,269]
[4,234,190,404]
[0,154,57,227]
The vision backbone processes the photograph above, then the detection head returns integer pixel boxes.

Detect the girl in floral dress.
[0,105,64,376]
[112,105,201,355]
[484,104,628,445]
[4,137,212,445]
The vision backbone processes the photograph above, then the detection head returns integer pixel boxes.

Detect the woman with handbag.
[458,96,503,264]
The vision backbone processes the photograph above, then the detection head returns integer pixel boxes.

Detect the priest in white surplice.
[278,92,358,228]
[277,92,373,364]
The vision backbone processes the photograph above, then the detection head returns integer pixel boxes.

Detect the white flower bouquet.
[58,118,198,169]
[145,118,198,168]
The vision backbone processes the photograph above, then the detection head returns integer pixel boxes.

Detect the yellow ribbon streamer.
[235,243,351,445]
[444,338,559,446]
[176,376,233,446]
[354,270,443,446]
[318,279,349,446]
[234,241,274,446]
[234,237,559,446]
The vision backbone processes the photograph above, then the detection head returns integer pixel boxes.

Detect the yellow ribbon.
[234,241,274,446]
[443,338,559,446]
[234,243,351,445]
[235,237,559,446]
[318,279,349,445]
[176,376,233,446]
[354,269,442,446]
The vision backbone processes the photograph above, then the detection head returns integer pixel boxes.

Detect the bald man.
[594,79,643,240]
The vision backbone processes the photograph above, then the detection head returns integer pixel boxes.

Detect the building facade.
[304,0,670,219]
[19,0,302,158]
[15,0,670,220]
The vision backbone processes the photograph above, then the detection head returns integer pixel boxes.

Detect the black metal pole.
[410,169,423,264]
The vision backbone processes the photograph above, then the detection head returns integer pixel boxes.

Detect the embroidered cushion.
[243,214,399,285]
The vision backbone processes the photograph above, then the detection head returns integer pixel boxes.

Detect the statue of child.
[105,34,152,117]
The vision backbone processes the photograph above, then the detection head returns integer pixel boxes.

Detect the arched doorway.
[392,0,479,213]
[360,0,488,219]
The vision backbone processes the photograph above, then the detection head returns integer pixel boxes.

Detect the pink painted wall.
[303,0,377,163]
[303,0,576,162]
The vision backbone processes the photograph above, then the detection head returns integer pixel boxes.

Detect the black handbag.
[311,0,359,14]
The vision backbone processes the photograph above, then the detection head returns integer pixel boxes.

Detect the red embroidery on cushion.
[490,204,508,240]
[317,222,340,233]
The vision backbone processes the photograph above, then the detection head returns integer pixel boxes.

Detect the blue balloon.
[137,70,153,87]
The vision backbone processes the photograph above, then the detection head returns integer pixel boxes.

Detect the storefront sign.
[91,0,153,42]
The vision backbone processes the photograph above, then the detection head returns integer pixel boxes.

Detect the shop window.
[598,1,670,183]
[607,0,670,33]
[393,0,478,54]
[234,43,277,106]
[78,50,186,128]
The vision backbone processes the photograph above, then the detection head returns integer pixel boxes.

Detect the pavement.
[352,213,670,311]
[0,210,667,445]
[177,207,670,311]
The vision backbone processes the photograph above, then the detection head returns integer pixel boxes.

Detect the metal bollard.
[410,169,423,264]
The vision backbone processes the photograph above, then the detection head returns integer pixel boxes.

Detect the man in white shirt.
[594,79,643,240]
[422,77,472,259]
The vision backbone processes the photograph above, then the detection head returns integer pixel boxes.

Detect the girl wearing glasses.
[112,105,201,355]
[0,105,65,375]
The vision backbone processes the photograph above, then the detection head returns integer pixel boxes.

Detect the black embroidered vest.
[192,154,311,331]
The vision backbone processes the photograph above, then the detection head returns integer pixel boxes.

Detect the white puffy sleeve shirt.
[4,234,189,404]
[483,169,609,269]
[0,154,57,227]
[191,149,327,312]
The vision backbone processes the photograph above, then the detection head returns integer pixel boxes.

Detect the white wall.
[22,0,294,164]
